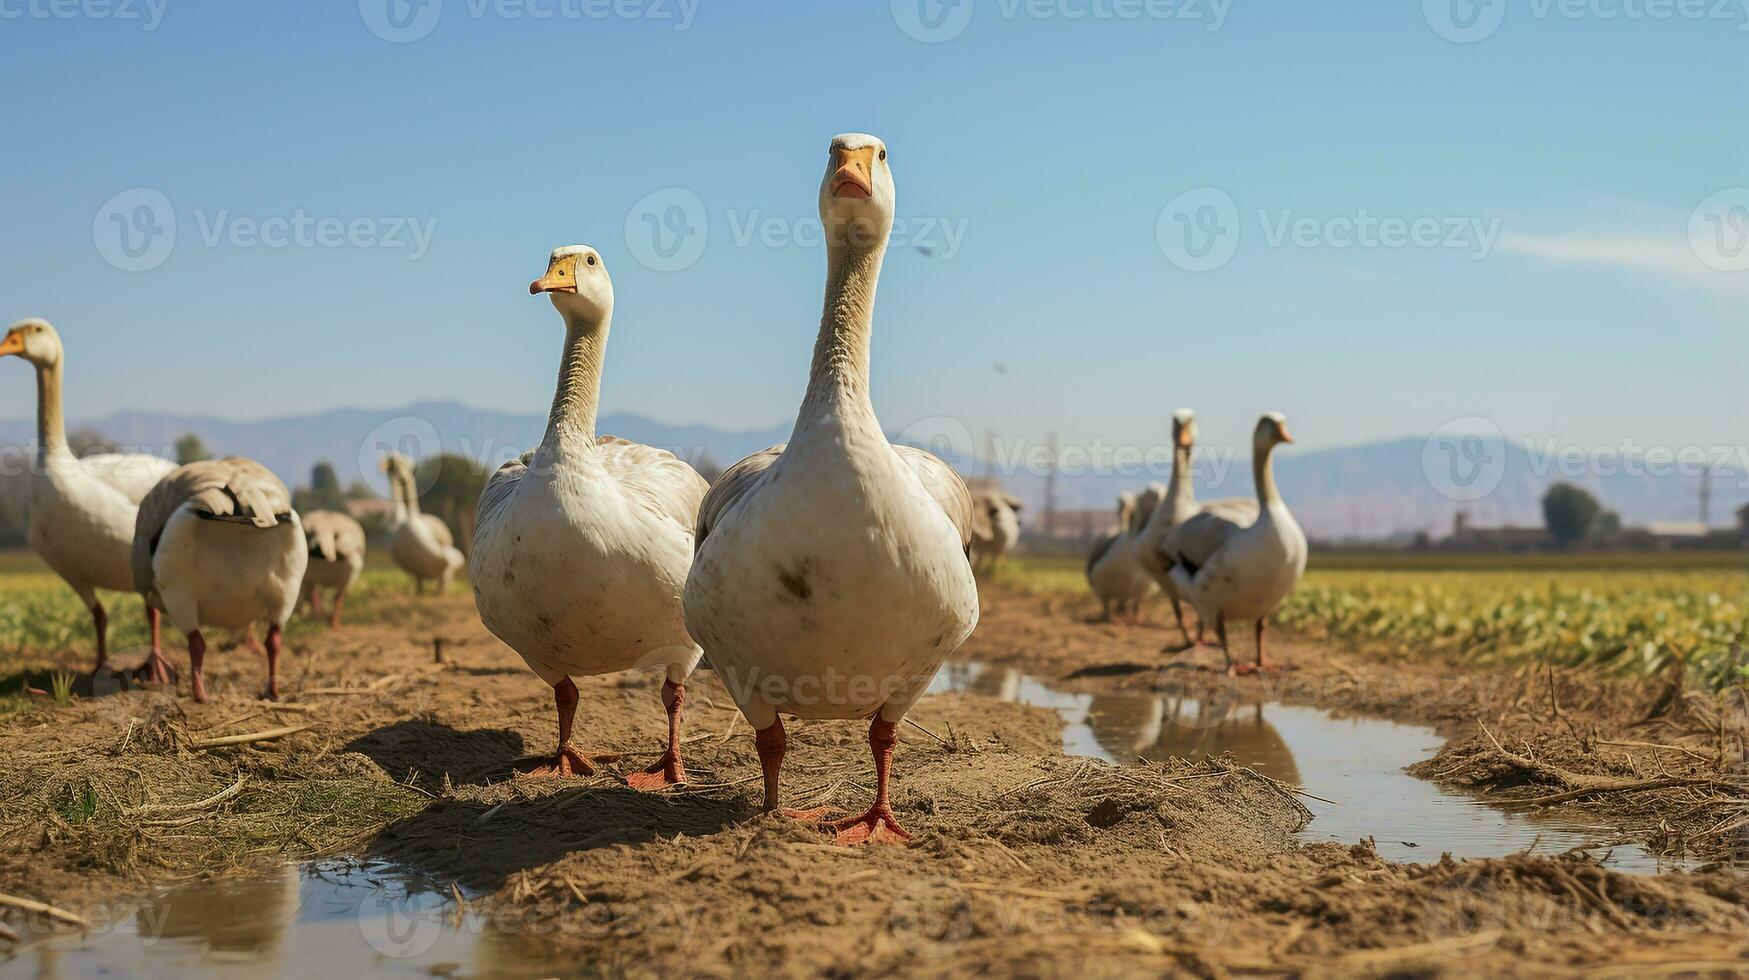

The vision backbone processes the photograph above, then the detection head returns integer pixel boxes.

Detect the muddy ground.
[1,581,1746,977]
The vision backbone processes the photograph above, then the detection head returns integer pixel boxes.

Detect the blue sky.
[2,1,1744,459]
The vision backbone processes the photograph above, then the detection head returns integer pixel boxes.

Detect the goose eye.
[878,149,887,161]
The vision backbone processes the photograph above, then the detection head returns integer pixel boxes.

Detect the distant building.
[1738,504,1749,546]
[1443,512,1549,552]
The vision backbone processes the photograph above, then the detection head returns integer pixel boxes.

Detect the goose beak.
[0,332,22,359]
[1278,427,1294,444]
[830,147,876,200]
[1174,427,1194,449]
[529,275,577,296]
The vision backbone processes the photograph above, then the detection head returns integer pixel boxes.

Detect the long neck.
[540,310,609,455]
[1253,442,1281,508]
[35,361,67,459]
[392,473,417,521]
[1167,444,1195,517]
[799,237,885,417]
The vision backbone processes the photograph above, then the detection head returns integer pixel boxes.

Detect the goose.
[968,486,1023,576]
[131,458,307,701]
[0,319,177,675]
[1163,414,1306,675]
[381,453,465,595]
[1086,489,1161,622]
[1132,409,1258,648]
[683,134,979,844]
[470,245,709,787]
[298,509,366,630]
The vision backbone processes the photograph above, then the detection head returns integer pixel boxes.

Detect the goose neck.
[540,310,608,458]
[1253,443,1282,509]
[800,239,884,419]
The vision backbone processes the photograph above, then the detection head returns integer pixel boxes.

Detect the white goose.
[131,458,307,701]
[1163,414,1306,675]
[381,453,465,594]
[1086,488,1160,622]
[471,245,708,787]
[0,319,176,674]
[968,487,1023,576]
[1132,409,1257,647]
[299,509,366,630]
[684,134,979,844]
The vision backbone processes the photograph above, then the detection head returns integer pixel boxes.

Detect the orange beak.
[0,332,22,358]
[529,254,580,295]
[830,146,876,200]
[1174,426,1194,449]
[1278,427,1294,444]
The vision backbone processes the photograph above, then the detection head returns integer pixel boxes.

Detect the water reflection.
[930,659,1682,872]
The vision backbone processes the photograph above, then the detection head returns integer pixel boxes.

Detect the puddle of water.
[929,660,1688,873]
[6,860,574,979]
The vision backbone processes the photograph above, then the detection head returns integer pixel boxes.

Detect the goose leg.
[626,679,687,790]
[1217,615,1240,676]
[521,678,616,778]
[89,600,108,674]
[828,717,911,845]
[188,630,209,703]
[262,624,282,701]
[243,623,265,657]
[753,718,837,821]
[308,589,323,619]
[137,607,177,687]
[328,590,345,631]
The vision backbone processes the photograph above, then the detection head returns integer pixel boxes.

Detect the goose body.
[381,454,465,593]
[1086,488,1160,621]
[969,487,1022,575]
[683,134,978,843]
[132,457,307,700]
[299,510,366,629]
[1164,414,1306,673]
[469,244,708,786]
[1132,409,1258,645]
[1,319,177,672]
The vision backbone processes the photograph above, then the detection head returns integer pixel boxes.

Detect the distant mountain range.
[2,401,1742,540]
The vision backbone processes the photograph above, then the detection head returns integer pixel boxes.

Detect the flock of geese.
[3,134,1305,844]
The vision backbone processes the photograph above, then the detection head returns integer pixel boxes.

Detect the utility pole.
[1700,464,1714,527]
[983,428,997,480]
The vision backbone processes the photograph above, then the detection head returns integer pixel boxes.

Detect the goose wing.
[80,452,178,505]
[694,445,784,552]
[475,450,533,536]
[303,510,365,562]
[1162,509,1247,581]
[596,435,710,531]
[894,445,974,551]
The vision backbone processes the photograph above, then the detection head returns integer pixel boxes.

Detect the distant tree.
[1597,510,1623,535]
[413,453,488,547]
[292,460,348,514]
[343,480,375,501]
[174,433,210,465]
[1542,483,1603,547]
[66,427,116,458]
[0,471,27,546]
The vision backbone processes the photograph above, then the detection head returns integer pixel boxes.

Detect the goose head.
[529,245,614,325]
[1172,408,1198,450]
[0,319,64,369]
[819,133,896,250]
[1254,413,1294,452]
[378,452,416,492]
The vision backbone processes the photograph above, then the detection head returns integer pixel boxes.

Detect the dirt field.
[2,577,1746,977]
